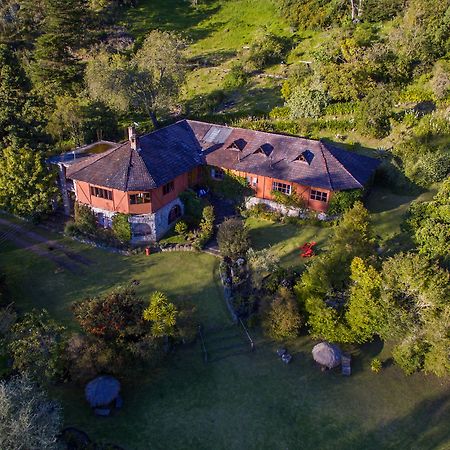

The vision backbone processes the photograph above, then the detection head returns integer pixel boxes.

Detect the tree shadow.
[348,392,450,450]
[124,0,221,44]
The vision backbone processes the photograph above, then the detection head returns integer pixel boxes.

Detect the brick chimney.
[128,126,139,151]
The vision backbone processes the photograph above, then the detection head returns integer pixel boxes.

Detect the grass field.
[1,216,449,449]
[245,217,333,269]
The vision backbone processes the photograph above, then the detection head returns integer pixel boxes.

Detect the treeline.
[0,0,189,218]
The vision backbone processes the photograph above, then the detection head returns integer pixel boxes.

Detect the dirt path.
[0,217,93,274]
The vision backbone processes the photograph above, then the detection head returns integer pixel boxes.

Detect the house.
[59,119,380,242]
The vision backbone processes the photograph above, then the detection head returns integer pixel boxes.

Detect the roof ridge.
[125,147,134,191]
[319,142,334,190]
[322,141,363,189]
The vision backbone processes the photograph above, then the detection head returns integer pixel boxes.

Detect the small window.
[272,181,292,195]
[90,186,113,200]
[247,176,258,187]
[168,204,182,224]
[310,189,328,202]
[130,192,151,204]
[162,181,175,195]
[211,167,224,180]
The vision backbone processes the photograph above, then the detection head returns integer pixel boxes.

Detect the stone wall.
[244,196,303,217]
[129,197,185,243]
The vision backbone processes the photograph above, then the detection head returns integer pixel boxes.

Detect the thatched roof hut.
[312,342,342,369]
[85,375,120,408]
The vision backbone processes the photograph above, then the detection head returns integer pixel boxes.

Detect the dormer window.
[253,143,273,157]
[227,138,246,151]
[293,150,313,164]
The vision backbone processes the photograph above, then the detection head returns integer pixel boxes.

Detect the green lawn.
[1,224,449,450]
[366,185,436,253]
[245,217,333,268]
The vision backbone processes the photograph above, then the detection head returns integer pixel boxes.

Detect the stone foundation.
[244,196,303,217]
[129,197,184,244]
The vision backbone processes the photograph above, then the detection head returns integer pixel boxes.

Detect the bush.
[287,87,330,119]
[192,205,215,249]
[371,358,382,373]
[8,309,66,383]
[74,203,97,235]
[356,88,393,138]
[0,376,62,450]
[112,213,131,243]
[174,221,188,237]
[245,33,290,70]
[217,218,249,259]
[223,64,248,89]
[262,287,303,340]
[327,190,363,215]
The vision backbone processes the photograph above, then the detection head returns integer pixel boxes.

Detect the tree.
[112,213,131,243]
[262,287,303,340]
[73,202,97,235]
[404,180,450,265]
[217,218,250,260]
[0,146,57,217]
[296,202,375,342]
[143,291,178,338]
[379,253,450,377]
[247,247,280,289]
[0,44,28,146]
[31,0,90,93]
[72,284,146,343]
[86,30,186,127]
[356,87,393,137]
[0,375,62,450]
[8,310,66,382]
[346,257,382,342]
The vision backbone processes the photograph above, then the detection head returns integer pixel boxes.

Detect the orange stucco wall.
[228,169,331,212]
[73,168,199,215]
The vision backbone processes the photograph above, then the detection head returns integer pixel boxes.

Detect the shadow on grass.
[124,0,221,43]
[353,392,450,450]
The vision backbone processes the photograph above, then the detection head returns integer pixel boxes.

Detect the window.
[130,192,151,204]
[310,189,328,202]
[272,181,291,195]
[211,167,224,180]
[162,181,175,195]
[168,204,182,224]
[246,176,258,187]
[90,186,112,200]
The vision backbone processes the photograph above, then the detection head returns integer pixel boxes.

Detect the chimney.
[128,126,139,151]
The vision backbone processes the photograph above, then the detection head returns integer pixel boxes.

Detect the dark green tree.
[0,146,57,217]
[31,0,90,93]
[8,310,66,382]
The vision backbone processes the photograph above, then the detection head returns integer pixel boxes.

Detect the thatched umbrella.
[85,375,120,408]
[312,342,342,369]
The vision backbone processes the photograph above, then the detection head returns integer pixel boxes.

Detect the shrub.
[287,87,330,119]
[0,375,62,450]
[327,190,363,215]
[174,220,188,237]
[269,106,291,120]
[179,189,204,225]
[112,213,131,243]
[262,287,303,340]
[223,64,248,89]
[143,291,178,338]
[271,189,306,209]
[74,203,97,235]
[217,218,249,259]
[245,33,290,70]
[392,340,427,375]
[371,358,382,373]
[8,309,66,383]
[356,88,393,138]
